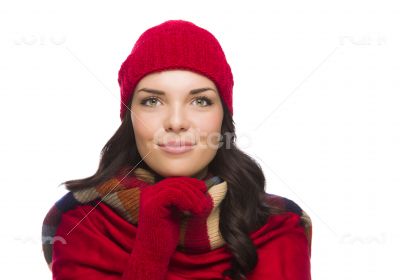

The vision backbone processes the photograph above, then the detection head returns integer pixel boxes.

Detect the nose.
[163,104,190,133]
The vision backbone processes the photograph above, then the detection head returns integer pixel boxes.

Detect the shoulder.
[247,194,313,278]
[264,193,312,226]
[263,192,312,255]
[49,201,133,274]
[52,203,106,252]
[45,201,122,259]
[55,200,129,238]
[47,201,133,278]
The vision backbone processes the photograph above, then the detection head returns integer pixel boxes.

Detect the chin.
[162,168,192,177]
[149,164,197,178]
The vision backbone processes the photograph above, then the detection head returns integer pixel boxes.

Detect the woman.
[42,19,312,280]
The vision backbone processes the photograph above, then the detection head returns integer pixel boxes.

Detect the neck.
[193,166,209,180]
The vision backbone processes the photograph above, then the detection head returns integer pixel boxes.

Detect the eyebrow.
[136,87,217,95]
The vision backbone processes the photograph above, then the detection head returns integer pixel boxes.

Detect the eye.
[140,97,161,107]
[193,96,213,107]
[140,96,214,107]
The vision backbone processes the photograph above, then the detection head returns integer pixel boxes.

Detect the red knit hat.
[118,19,234,121]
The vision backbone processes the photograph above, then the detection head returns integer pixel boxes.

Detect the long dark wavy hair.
[61,96,284,279]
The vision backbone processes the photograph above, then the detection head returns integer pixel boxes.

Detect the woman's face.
[130,70,224,179]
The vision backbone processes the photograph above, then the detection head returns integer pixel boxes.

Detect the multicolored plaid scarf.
[41,166,313,270]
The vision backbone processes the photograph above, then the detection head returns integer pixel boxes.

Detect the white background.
[0,0,399,279]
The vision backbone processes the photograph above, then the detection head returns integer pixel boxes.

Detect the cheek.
[195,115,223,148]
[132,114,159,148]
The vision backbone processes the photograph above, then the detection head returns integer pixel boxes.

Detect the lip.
[158,140,195,147]
[157,141,195,154]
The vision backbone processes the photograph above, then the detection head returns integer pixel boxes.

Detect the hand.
[134,176,213,262]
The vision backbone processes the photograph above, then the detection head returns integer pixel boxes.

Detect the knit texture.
[118,19,234,120]
[42,167,313,279]
[42,167,228,269]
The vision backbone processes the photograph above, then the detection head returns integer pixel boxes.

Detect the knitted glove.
[121,176,213,280]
